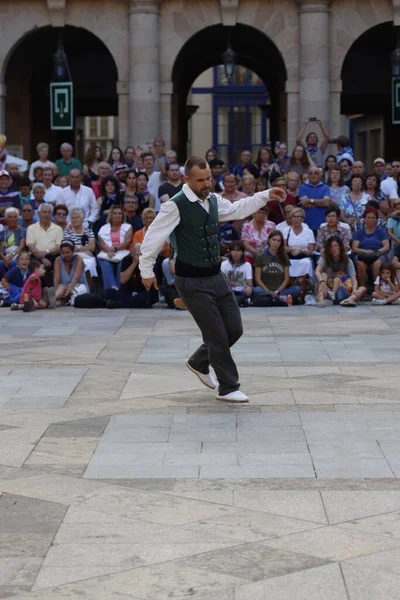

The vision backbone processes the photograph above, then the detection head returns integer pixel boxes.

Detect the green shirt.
[317,256,356,278]
[255,252,290,290]
[55,157,82,176]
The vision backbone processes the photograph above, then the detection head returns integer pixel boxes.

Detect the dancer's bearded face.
[185,166,211,200]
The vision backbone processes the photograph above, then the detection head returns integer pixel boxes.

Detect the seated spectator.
[316,205,352,253]
[53,204,69,231]
[219,220,240,255]
[372,262,400,305]
[296,118,329,168]
[59,169,98,229]
[220,241,253,306]
[123,195,143,234]
[324,154,337,182]
[339,157,353,186]
[287,171,300,201]
[389,201,400,278]
[276,205,295,233]
[41,167,62,205]
[331,262,354,302]
[123,169,137,200]
[0,170,20,223]
[104,243,159,309]
[298,166,331,233]
[62,207,97,282]
[255,177,268,192]
[241,174,256,197]
[19,177,31,207]
[284,144,312,175]
[0,207,25,274]
[365,173,389,219]
[255,147,275,178]
[55,143,82,176]
[352,161,365,178]
[20,203,36,233]
[26,203,63,286]
[241,205,276,262]
[53,240,88,306]
[97,205,133,290]
[92,162,113,198]
[158,162,183,203]
[82,145,103,181]
[32,167,43,183]
[328,164,349,205]
[28,142,57,182]
[339,175,370,231]
[316,236,366,307]
[107,147,125,170]
[254,230,301,302]
[135,172,155,214]
[160,250,186,310]
[284,207,315,280]
[352,206,390,287]
[30,183,46,217]
[233,149,254,179]
[0,249,30,306]
[268,176,298,224]
[10,257,56,311]
[97,175,123,226]
[54,175,69,189]
[221,172,246,203]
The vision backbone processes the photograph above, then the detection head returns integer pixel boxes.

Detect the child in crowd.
[18,177,31,207]
[372,262,400,305]
[10,258,56,310]
[220,241,253,306]
[0,250,30,306]
[331,262,353,303]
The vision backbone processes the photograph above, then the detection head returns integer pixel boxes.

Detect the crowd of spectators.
[1,120,400,311]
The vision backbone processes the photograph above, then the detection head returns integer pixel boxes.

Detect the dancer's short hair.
[184,156,208,176]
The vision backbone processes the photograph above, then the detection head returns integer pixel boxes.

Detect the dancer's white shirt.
[139,183,271,279]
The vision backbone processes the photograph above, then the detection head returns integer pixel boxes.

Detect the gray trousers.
[174,272,243,395]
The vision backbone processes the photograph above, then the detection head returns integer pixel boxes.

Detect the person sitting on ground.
[328,164,350,205]
[254,230,301,303]
[123,195,143,234]
[104,243,159,309]
[372,262,400,305]
[10,257,56,311]
[296,117,330,168]
[0,250,30,306]
[160,247,186,310]
[0,207,25,271]
[18,177,31,207]
[53,204,69,231]
[53,240,88,306]
[315,236,366,307]
[284,143,312,176]
[133,207,169,283]
[352,206,390,288]
[26,203,63,287]
[316,205,352,253]
[284,207,315,281]
[220,241,253,307]
[241,204,276,263]
[331,262,353,302]
[97,205,133,290]
[28,142,56,182]
[62,207,97,284]
[389,201,400,279]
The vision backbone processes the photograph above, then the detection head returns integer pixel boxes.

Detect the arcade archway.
[171,24,287,162]
[4,25,118,161]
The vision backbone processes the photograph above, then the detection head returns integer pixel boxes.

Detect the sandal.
[340,298,357,307]
[316,301,325,308]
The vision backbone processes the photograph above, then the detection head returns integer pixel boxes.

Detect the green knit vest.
[170,190,220,268]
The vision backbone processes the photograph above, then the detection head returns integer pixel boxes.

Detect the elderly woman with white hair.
[28,142,57,181]
[0,207,25,271]
[30,183,46,217]
[62,207,97,285]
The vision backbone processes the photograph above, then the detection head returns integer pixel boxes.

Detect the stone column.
[298,0,330,124]
[330,78,342,138]
[160,82,172,149]
[129,0,160,144]
[117,81,129,150]
[286,80,300,152]
[0,84,6,135]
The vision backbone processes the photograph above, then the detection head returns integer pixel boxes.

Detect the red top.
[20,273,42,303]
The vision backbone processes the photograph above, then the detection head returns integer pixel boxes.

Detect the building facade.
[1,0,399,163]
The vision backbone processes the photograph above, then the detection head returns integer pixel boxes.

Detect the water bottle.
[287,294,293,307]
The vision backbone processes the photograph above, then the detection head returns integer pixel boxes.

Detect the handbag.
[357,253,379,265]
[286,228,309,260]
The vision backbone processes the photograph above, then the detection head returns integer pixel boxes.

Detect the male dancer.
[140,156,286,403]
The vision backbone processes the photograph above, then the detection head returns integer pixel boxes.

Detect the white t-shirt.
[375,276,398,294]
[276,221,310,233]
[381,177,399,200]
[221,260,252,292]
[147,171,164,211]
[283,226,316,249]
[31,184,62,205]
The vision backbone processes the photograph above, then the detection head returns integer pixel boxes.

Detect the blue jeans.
[98,259,121,290]
[253,285,301,298]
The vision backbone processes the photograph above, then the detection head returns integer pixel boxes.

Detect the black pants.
[174,272,243,396]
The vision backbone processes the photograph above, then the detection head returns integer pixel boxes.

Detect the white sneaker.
[186,362,217,390]
[216,390,249,403]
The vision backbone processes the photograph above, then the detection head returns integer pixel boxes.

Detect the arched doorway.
[4,25,118,161]
[171,24,287,163]
[341,22,397,163]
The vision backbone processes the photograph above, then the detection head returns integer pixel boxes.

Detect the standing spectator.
[352,161,365,177]
[0,207,25,270]
[255,147,275,178]
[339,158,353,185]
[315,205,352,252]
[92,162,113,199]
[55,175,69,189]
[298,166,331,233]
[273,142,289,175]
[335,135,354,163]
[287,172,300,202]
[97,205,133,290]
[233,150,253,179]
[41,167,61,205]
[385,163,393,177]
[139,152,165,211]
[205,148,217,163]
[296,118,329,168]
[284,207,316,280]
[241,175,256,196]
[153,138,167,172]
[58,169,98,228]
[158,162,183,203]
[29,183,46,218]
[324,155,337,182]
[62,207,97,283]
[107,147,125,170]
[18,177,31,208]
[123,196,143,234]
[284,144,312,176]
[55,143,82,176]
[373,158,387,181]
[53,240,88,305]
[352,206,390,287]
[32,167,44,183]
[20,203,35,233]
[123,170,137,201]
[28,142,56,181]
[221,173,246,203]
[124,146,135,169]
[26,203,63,285]
[53,204,69,231]
[83,145,103,181]
[0,170,20,223]
[97,175,123,225]
[209,159,225,192]
[328,164,350,205]
[365,173,386,205]
[241,205,275,261]
[135,172,155,213]
[7,163,21,191]
[221,241,253,306]
[339,175,370,230]
[255,177,268,192]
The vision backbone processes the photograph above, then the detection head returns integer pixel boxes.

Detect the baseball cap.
[373,157,385,165]
[0,170,10,177]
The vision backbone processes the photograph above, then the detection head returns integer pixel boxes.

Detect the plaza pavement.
[2,304,400,597]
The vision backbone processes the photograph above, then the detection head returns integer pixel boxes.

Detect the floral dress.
[241,219,276,256]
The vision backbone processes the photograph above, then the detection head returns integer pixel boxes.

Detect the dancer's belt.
[175,259,221,278]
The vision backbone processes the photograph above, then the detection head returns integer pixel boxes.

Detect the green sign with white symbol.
[50,82,73,130]
[393,78,400,125]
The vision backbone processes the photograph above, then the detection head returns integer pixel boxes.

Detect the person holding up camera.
[296,117,330,168]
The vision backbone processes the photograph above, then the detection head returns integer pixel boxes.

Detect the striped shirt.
[62,227,95,248]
